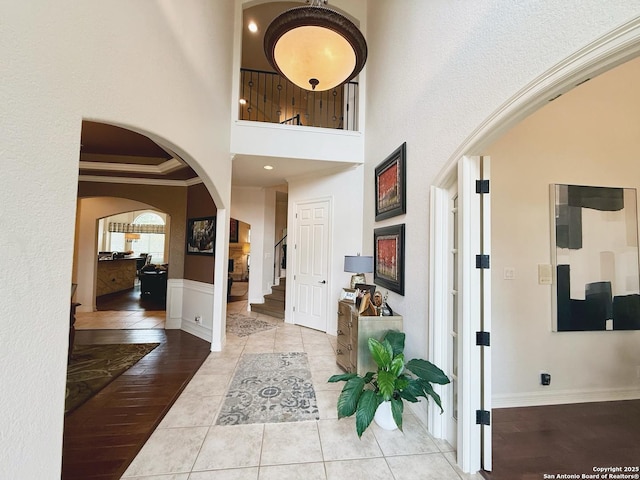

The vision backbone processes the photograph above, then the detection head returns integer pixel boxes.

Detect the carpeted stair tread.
[250,278,286,319]
[250,303,285,319]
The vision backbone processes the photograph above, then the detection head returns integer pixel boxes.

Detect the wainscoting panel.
[180,279,215,342]
[166,279,183,329]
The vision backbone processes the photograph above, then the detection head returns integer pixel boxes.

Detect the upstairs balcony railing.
[239,68,359,131]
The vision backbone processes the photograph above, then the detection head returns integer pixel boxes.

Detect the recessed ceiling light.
[263,165,274,170]
[239,98,247,105]
[248,21,258,33]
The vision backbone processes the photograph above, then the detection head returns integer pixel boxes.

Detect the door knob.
[318,280,326,284]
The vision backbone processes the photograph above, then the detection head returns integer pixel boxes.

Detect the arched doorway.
[430,20,640,476]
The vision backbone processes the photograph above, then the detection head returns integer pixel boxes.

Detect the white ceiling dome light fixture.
[263,0,367,92]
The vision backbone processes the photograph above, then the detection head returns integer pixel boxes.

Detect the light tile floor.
[108,300,483,480]
[75,310,166,330]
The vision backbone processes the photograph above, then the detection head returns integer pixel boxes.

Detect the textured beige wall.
[185,183,217,284]
[78,182,188,280]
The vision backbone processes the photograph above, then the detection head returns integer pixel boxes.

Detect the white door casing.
[293,198,331,332]
[431,156,491,473]
[429,176,461,454]
[458,155,492,473]
[479,157,492,472]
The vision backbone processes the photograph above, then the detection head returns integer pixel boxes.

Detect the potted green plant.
[328,330,450,437]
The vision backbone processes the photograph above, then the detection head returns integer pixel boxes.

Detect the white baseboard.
[493,386,640,409]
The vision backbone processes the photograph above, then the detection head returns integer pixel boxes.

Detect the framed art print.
[229,218,239,243]
[373,224,405,295]
[551,184,640,331]
[186,216,215,255]
[375,142,406,221]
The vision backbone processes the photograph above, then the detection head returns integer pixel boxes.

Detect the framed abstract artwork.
[186,216,215,255]
[375,142,406,221]
[229,218,239,243]
[373,224,405,295]
[551,184,640,331]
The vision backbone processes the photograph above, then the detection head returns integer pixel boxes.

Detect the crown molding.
[78,175,202,187]
[79,156,184,174]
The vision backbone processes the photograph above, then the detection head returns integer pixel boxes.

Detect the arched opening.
[430,20,640,476]
[64,120,227,479]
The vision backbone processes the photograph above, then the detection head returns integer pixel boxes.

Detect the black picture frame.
[229,218,239,243]
[374,224,405,295]
[375,142,406,221]
[186,216,216,255]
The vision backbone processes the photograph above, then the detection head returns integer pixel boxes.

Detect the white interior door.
[446,184,460,450]
[293,199,330,331]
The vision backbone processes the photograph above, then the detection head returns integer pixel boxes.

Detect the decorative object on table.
[357,292,377,316]
[340,288,357,303]
[373,224,405,295]
[328,330,449,437]
[229,218,239,243]
[216,352,318,426]
[354,283,376,308]
[186,216,215,255]
[65,343,160,415]
[344,254,374,289]
[263,0,367,92]
[551,184,640,331]
[375,142,406,221]
[373,291,383,308]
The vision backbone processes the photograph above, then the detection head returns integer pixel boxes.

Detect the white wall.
[364,0,640,366]
[0,1,233,478]
[287,166,365,334]
[488,57,640,406]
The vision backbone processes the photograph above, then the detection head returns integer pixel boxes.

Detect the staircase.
[250,278,286,319]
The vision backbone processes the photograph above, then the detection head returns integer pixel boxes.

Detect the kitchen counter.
[96,257,142,296]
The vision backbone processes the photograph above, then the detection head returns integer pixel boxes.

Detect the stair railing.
[273,234,287,285]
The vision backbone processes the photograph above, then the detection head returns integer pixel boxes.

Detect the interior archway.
[430,18,640,476]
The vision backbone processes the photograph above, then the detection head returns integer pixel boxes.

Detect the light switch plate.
[538,264,553,285]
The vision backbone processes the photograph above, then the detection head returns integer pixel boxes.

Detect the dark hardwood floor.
[62,329,211,480]
[96,284,166,311]
[482,400,640,480]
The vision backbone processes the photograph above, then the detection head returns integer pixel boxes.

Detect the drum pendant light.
[263,0,367,92]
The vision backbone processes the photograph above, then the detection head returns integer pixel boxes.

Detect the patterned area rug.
[65,343,159,415]
[216,352,319,425]
[227,313,277,337]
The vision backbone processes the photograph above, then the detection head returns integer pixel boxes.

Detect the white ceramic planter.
[374,401,398,430]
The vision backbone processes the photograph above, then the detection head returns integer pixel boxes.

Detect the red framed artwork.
[375,142,406,221]
[373,224,405,295]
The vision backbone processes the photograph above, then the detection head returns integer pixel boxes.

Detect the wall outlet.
[540,372,551,386]
[195,315,202,325]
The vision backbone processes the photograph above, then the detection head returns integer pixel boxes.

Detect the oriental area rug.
[226,313,277,337]
[65,343,159,415]
[216,352,319,425]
